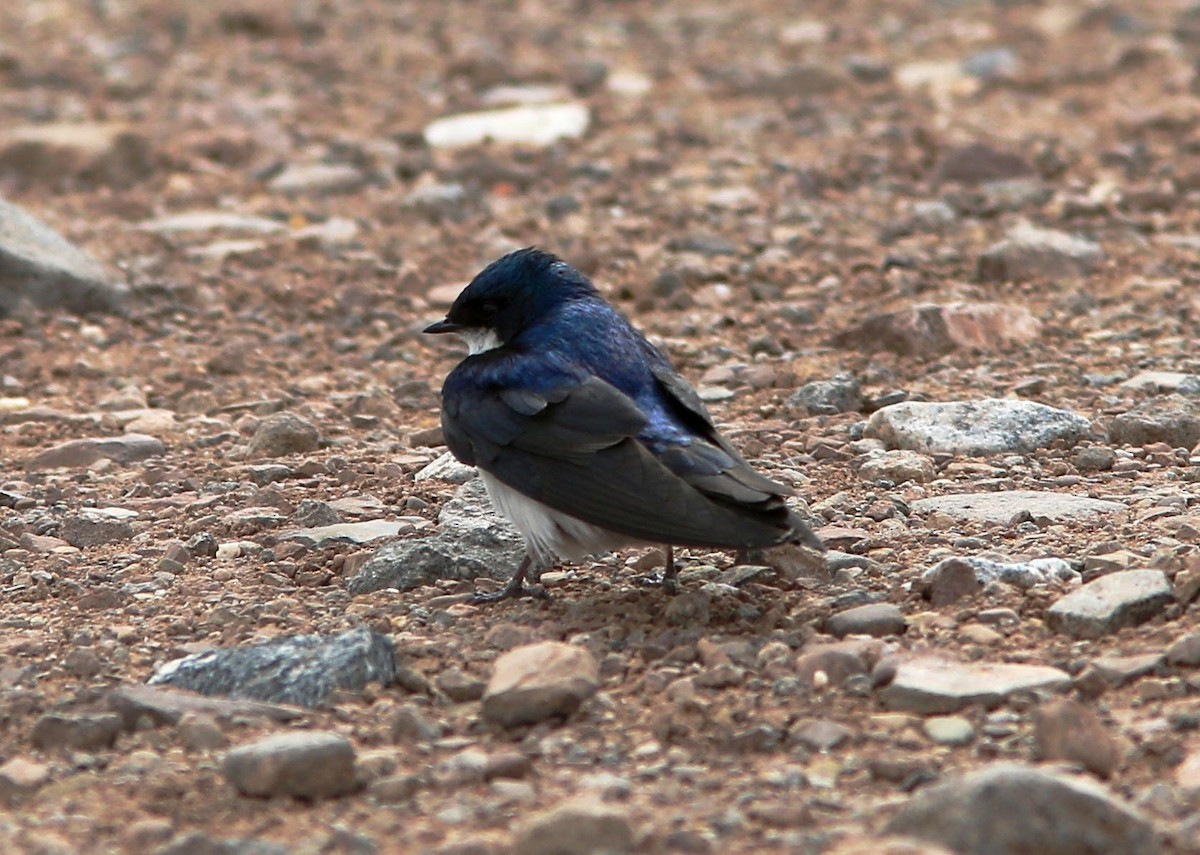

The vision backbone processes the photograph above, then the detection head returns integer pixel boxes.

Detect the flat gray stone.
[149,628,397,708]
[880,658,1070,714]
[1120,371,1200,394]
[911,491,1125,525]
[424,102,590,148]
[136,211,286,235]
[514,798,634,855]
[1108,394,1200,450]
[60,508,137,547]
[0,198,126,315]
[826,603,907,638]
[25,434,165,470]
[280,519,407,545]
[787,374,863,415]
[886,763,1159,855]
[977,221,1104,281]
[865,399,1092,456]
[30,712,124,752]
[348,479,523,594]
[222,732,357,799]
[267,163,366,196]
[1046,569,1174,640]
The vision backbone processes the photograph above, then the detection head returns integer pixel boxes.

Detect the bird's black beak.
[424,319,463,334]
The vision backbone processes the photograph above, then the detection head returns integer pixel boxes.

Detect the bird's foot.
[467,556,549,605]
[467,582,549,605]
[636,571,681,595]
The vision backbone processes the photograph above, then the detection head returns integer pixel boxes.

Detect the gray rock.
[246,413,320,459]
[923,715,975,746]
[156,832,291,855]
[886,763,1159,855]
[222,731,357,799]
[31,712,123,751]
[921,556,1079,604]
[281,519,407,546]
[858,450,936,484]
[936,142,1031,185]
[513,798,634,855]
[25,433,164,470]
[1167,634,1200,667]
[788,374,863,415]
[414,451,477,484]
[293,499,340,528]
[1046,569,1174,640]
[0,122,153,188]
[880,658,1070,714]
[348,479,523,594]
[149,628,397,708]
[1109,394,1200,449]
[826,603,907,638]
[267,163,366,196]
[424,103,590,148]
[107,685,303,728]
[136,211,286,236]
[962,48,1020,81]
[59,507,137,547]
[0,198,127,315]
[865,399,1092,455]
[482,642,599,727]
[1120,371,1200,395]
[0,757,50,801]
[911,491,1125,525]
[1032,698,1122,779]
[831,303,1041,358]
[1074,446,1117,471]
[978,221,1104,281]
[402,182,471,221]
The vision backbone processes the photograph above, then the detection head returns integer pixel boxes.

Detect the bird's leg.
[661,544,680,595]
[636,545,681,594]
[468,554,550,605]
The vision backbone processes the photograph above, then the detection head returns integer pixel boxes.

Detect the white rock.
[424,103,590,148]
[865,399,1092,455]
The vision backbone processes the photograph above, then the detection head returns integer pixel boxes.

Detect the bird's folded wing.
[444,375,793,547]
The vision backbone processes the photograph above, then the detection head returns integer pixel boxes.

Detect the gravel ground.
[1,1,1200,853]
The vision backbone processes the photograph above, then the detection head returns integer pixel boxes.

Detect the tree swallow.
[425,248,822,603]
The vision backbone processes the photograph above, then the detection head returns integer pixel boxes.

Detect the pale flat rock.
[978,221,1104,281]
[424,102,590,148]
[833,302,1041,357]
[865,399,1092,455]
[880,657,1070,714]
[1120,371,1200,394]
[413,451,476,483]
[859,450,937,485]
[136,211,286,236]
[911,491,1125,525]
[106,685,303,727]
[482,642,599,727]
[280,519,408,545]
[25,434,165,470]
[0,122,153,187]
[222,732,357,799]
[267,163,366,196]
[1046,569,1174,639]
[886,763,1158,855]
[0,197,127,315]
[514,797,634,855]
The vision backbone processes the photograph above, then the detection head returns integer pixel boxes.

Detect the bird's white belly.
[478,470,633,565]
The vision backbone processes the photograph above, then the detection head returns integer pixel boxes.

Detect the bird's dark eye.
[479,301,500,320]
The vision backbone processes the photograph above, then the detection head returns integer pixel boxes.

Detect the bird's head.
[424,248,598,354]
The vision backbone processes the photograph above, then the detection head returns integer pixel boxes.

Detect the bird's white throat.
[460,328,502,355]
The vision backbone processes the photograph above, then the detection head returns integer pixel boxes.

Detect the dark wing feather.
[445,374,800,548]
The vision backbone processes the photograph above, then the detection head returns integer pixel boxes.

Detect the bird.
[424,248,822,604]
